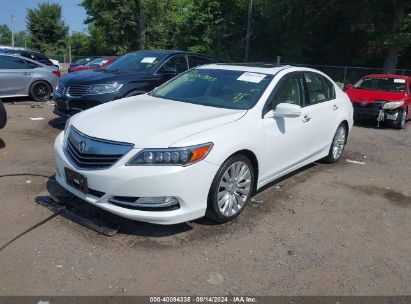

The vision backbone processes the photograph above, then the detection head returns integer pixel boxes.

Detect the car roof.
[0,53,46,66]
[197,63,292,75]
[365,74,410,80]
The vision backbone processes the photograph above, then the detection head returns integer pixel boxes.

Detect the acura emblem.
[78,140,87,153]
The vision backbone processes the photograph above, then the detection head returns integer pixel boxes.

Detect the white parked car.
[54,64,353,224]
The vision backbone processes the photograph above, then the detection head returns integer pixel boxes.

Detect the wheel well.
[341,120,349,142]
[230,149,259,193]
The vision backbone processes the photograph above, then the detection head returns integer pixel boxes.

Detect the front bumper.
[53,91,120,117]
[352,101,401,121]
[53,133,219,225]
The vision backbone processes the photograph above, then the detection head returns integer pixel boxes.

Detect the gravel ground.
[0,99,410,296]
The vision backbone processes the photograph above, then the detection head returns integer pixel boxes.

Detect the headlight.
[88,83,122,95]
[127,143,213,166]
[63,118,71,147]
[382,100,404,110]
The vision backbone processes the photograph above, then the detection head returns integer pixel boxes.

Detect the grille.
[68,85,92,97]
[56,82,65,95]
[65,127,133,170]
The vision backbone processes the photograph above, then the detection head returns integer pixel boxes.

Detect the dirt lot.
[0,100,410,296]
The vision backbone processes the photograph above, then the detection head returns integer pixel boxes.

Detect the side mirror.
[345,83,352,90]
[273,103,301,118]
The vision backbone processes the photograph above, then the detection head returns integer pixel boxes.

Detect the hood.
[346,88,405,103]
[61,69,153,85]
[71,95,247,148]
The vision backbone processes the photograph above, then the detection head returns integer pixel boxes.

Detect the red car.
[69,56,118,73]
[345,74,411,129]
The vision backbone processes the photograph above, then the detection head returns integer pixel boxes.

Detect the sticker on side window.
[141,57,156,63]
[393,79,406,83]
[237,72,267,83]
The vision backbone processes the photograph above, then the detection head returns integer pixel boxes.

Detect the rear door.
[301,72,339,156]
[0,56,34,97]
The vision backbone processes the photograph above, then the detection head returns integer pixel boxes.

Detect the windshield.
[151,69,273,110]
[354,77,407,92]
[86,58,109,67]
[104,52,166,72]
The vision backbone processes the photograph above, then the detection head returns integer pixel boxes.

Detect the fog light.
[135,196,179,207]
[108,196,179,208]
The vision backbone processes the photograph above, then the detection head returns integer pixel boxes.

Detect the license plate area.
[65,167,88,194]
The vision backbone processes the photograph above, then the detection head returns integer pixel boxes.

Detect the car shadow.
[42,162,322,236]
[48,117,66,130]
[0,138,5,149]
[1,97,30,103]
[44,178,193,237]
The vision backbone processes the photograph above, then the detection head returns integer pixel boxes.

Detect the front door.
[260,72,311,184]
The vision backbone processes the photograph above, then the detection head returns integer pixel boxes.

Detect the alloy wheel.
[217,161,252,217]
[332,126,346,160]
[33,83,51,101]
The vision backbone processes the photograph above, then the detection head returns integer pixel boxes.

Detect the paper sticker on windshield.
[237,72,267,83]
[141,57,157,63]
[393,79,405,83]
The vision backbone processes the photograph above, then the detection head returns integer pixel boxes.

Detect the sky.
[0,0,88,33]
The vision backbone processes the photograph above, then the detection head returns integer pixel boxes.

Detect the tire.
[29,81,52,102]
[323,123,347,163]
[394,108,407,129]
[206,154,255,223]
[0,99,6,129]
[124,90,145,98]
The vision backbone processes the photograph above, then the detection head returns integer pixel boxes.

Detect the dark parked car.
[0,48,55,67]
[0,99,6,129]
[54,50,217,117]
[68,57,101,73]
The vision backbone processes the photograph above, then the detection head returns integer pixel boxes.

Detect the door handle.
[23,72,32,76]
[333,104,339,110]
[302,115,311,123]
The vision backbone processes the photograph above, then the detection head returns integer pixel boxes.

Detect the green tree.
[0,24,12,46]
[14,31,29,48]
[81,0,143,54]
[70,32,91,56]
[26,2,69,54]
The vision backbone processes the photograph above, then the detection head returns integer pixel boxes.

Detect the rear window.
[354,77,406,92]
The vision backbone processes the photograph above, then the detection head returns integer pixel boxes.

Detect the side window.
[304,72,335,105]
[159,55,188,74]
[322,76,336,100]
[189,56,215,68]
[270,76,303,109]
[0,56,27,69]
[24,60,40,69]
[304,72,327,105]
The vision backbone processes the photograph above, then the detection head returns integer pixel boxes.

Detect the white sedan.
[54,64,353,224]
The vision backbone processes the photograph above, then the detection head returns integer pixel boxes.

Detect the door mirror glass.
[273,103,302,118]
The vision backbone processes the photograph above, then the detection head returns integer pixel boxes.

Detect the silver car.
[0,54,60,101]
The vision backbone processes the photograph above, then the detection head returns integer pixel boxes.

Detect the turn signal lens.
[127,143,213,166]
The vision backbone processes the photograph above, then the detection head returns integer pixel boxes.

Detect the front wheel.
[206,155,255,223]
[29,81,52,102]
[323,124,347,163]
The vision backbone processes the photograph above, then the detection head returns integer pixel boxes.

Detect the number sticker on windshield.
[393,79,406,83]
[237,72,267,83]
[141,57,157,63]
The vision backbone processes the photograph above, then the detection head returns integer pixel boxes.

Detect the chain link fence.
[285,63,411,87]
